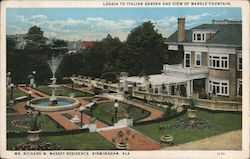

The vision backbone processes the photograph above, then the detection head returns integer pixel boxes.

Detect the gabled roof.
[166,24,242,45]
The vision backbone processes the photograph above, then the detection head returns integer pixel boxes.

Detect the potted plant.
[115,130,129,150]
[27,111,42,142]
[160,135,173,147]
[187,98,197,119]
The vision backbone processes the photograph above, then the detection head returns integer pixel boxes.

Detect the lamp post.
[79,106,85,127]
[10,83,14,101]
[28,90,32,107]
[114,99,119,122]
[32,71,36,87]
[7,72,11,87]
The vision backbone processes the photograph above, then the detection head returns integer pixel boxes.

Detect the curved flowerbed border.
[28,96,80,112]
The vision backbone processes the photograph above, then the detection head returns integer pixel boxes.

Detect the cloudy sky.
[7,8,241,41]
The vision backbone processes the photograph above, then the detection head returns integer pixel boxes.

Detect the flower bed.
[13,141,60,150]
[11,118,31,129]
[168,118,212,129]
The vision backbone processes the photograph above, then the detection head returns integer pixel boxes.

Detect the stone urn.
[160,135,173,146]
[27,129,41,142]
[116,142,128,150]
[187,109,197,119]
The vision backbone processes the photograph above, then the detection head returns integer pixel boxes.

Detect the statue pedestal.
[88,124,97,132]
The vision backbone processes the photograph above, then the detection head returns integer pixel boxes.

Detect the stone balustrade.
[133,90,242,112]
[162,64,208,76]
[71,76,121,92]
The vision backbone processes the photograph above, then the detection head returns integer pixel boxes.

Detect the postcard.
[0,0,249,159]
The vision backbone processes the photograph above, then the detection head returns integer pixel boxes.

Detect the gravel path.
[163,130,242,150]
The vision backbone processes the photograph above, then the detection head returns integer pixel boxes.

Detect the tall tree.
[25,26,46,49]
[81,34,122,79]
[119,21,168,75]
[6,37,17,52]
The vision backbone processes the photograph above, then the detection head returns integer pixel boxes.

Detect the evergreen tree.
[25,26,46,49]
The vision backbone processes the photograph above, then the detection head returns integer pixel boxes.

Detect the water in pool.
[35,101,73,106]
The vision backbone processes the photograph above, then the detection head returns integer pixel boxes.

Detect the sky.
[6,8,242,41]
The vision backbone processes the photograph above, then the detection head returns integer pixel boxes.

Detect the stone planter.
[27,129,41,142]
[187,109,197,119]
[116,142,128,150]
[160,135,173,147]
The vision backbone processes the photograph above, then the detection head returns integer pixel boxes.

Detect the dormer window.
[193,32,206,42]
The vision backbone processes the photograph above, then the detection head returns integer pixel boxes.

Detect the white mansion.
[120,18,242,100]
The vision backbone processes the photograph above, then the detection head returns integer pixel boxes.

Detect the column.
[205,78,208,92]
[158,85,162,94]
[153,86,156,94]
[190,80,193,94]
[166,84,169,95]
[186,80,191,97]
[124,80,128,92]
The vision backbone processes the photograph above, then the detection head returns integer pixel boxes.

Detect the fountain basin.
[28,96,80,112]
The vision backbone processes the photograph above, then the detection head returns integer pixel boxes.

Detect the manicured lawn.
[7,132,116,150]
[6,88,27,103]
[89,101,150,125]
[36,85,92,97]
[7,115,64,132]
[134,110,242,146]
[72,83,86,88]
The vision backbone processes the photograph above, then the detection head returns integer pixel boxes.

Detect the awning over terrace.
[125,74,188,86]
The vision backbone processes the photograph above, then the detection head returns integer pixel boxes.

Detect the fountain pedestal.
[49,77,59,105]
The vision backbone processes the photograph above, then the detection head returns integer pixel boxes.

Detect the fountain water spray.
[47,55,63,104]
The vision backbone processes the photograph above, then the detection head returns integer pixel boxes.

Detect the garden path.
[98,127,161,150]
[18,86,49,98]
[47,111,79,130]
[12,101,27,115]
[163,130,242,150]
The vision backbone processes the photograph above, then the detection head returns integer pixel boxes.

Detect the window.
[195,52,202,67]
[208,79,229,96]
[197,34,201,40]
[237,79,242,96]
[238,54,242,71]
[193,32,206,42]
[185,52,191,68]
[208,54,229,69]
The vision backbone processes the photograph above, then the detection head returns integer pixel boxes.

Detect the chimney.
[178,18,185,42]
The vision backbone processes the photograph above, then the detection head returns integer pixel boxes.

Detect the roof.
[166,24,242,45]
[126,74,188,86]
[81,41,97,48]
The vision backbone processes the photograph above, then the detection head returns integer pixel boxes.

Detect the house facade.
[165,18,242,99]
[118,18,242,100]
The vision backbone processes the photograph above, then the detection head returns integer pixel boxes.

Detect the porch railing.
[162,64,209,76]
